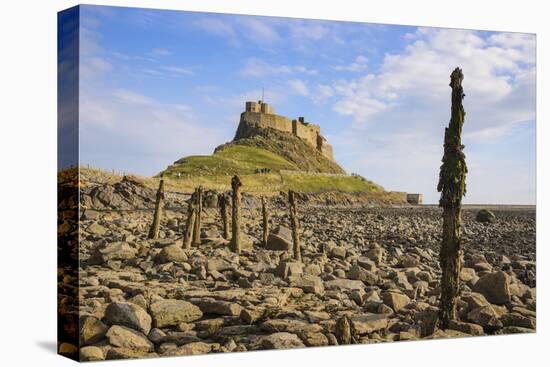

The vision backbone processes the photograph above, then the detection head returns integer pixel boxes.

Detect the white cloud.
[113,89,155,105]
[334,55,369,72]
[151,48,172,56]
[159,65,194,76]
[240,58,317,77]
[327,28,535,203]
[237,18,281,44]
[287,79,309,96]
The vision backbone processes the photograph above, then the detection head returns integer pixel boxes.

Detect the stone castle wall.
[237,101,334,161]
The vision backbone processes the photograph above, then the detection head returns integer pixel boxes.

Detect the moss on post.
[288,190,302,262]
[437,67,468,329]
[261,197,269,247]
[148,179,164,239]
[192,186,203,245]
[219,193,230,240]
[230,176,243,254]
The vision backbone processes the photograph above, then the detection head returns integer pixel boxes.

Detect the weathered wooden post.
[219,193,230,240]
[230,176,242,254]
[437,67,468,329]
[288,190,302,262]
[148,179,165,239]
[261,197,269,247]
[183,200,196,250]
[192,186,203,245]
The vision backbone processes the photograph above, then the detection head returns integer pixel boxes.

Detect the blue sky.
[76,5,536,204]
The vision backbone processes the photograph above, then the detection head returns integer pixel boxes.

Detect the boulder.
[447,320,484,336]
[291,275,325,295]
[473,271,511,305]
[467,306,503,331]
[105,325,154,352]
[330,246,346,259]
[155,245,188,263]
[261,332,305,349]
[325,278,365,291]
[381,290,410,312]
[150,300,203,327]
[79,346,104,361]
[346,265,378,285]
[79,316,108,346]
[103,302,152,335]
[162,342,212,356]
[275,261,303,279]
[351,314,388,334]
[99,242,137,262]
[476,209,496,223]
[190,298,242,316]
[266,226,293,251]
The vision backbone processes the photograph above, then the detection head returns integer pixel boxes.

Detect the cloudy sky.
[75,5,536,204]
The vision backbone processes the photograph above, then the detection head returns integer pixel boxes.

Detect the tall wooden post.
[261,197,269,247]
[230,176,242,254]
[288,190,302,262]
[192,186,203,245]
[148,179,164,239]
[219,193,230,240]
[183,201,196,250]
[437,67,468,329]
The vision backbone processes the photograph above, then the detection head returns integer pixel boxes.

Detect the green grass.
[160,130,384,195]
[280,173,382,193]
[166,145,298,177]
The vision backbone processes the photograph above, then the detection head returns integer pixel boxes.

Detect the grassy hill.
[160,126,384,194]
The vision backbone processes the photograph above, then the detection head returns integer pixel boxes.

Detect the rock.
[476,209,496,223]
[80,346,104,361]
[473,271,511,305]
[330,246,346,259]
[156,245,188,263]
[397,254,420,268]
[266,226,293,251]
[276,261,303,279]
[447,320,484,336]
[162,342,212,356]
[148,328,167,344]
[106,325,154,352]
[500,313,536,329]
[357,257,377,272]
[365,245,385,265]
[292,275,325,295]
[103,302,152,334]
[467,306,503,331]
[99,242,137,262]
[106,348,158,360]
[302,332,329,347]
[87,222,107,235]
[261,332,305,349]
[150,300,203,327]
[347,264,378,285]
[190,298,242,316]
[501,326,535,334]
[381,291,410,312]
[325,278,365,291]
[351,314,388,334]
[80,316,108,346]
[462,292,491,310]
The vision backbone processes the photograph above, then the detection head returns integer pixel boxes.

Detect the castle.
[234,101,334,160]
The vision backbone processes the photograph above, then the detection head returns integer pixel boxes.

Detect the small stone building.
[406,193,423,205]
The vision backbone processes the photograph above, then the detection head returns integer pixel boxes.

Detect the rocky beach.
[57,173,536,361]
